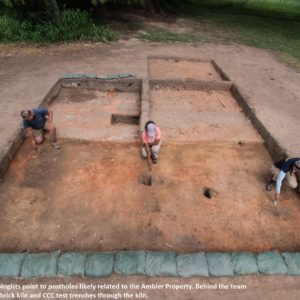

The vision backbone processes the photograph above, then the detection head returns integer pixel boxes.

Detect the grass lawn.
[140,6,300,62]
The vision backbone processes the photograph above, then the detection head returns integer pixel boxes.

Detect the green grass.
[166,0,300,19]
[139,27,201,43]
[0,9,117,43]
[140,8,300,61]
[211,13,300,60]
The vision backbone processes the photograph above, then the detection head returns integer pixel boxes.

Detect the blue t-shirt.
[23,108,49,130]
[274,157,300,174]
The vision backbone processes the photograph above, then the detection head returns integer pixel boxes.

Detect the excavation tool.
[148,168,153,186]
[146,144,153,186]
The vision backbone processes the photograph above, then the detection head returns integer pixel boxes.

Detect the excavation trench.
[0,60,299,253]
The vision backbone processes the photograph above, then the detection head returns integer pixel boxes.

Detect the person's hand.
[147,158,152,170]
[31,139,37,151]
[151,139,160,146]
[273,193,280,206]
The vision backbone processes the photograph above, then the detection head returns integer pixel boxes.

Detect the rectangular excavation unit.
[51,79,141,142]
[149,84,261,143]
[148,57,229,81]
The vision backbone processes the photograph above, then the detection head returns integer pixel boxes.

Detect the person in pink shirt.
[141,121,162,168]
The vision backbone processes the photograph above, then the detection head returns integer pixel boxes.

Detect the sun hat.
[147,123,156,138]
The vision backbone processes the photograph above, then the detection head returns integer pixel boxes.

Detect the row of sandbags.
[1,251,300,278]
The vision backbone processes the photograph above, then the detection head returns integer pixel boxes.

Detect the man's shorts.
[32,127,49,142]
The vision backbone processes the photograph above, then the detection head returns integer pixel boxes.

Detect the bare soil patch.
[0,139,299,253]
[51,88,140,142]
[150,87,262,143]
[148,58,222,81]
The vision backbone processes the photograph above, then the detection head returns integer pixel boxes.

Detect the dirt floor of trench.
[148,58,223,81]
[1,138,300,253]
[150,87,261,143]
[51,88,140,142]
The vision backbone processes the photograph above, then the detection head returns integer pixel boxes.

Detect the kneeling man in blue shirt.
[266,157,300,206]
[21,108,60,151]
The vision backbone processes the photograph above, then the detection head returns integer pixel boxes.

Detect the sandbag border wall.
[1,251,300,278]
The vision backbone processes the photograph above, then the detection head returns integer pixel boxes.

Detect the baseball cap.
[147,123,156,138]
[295,160,300,169]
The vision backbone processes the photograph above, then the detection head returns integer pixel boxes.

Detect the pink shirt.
[142,127,161,144]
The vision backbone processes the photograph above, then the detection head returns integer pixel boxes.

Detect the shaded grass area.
[0,9,117,43]
[165,0,300,19]
[140,27,201,43]
[140,9,300,61]
[217,14,300,60]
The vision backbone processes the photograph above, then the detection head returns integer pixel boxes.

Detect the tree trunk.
[144,0,161,15]
[50,0,61,25]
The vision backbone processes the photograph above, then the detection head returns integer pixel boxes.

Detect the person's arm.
[42,108,52,122]
[275,171,286,201]
[145,143,152,170]
[150,139,160,146]
[47,109,53,123]
[141,132,152,170]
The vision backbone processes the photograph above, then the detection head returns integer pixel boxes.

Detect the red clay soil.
[0,139,299,253]
[148,58,222,81]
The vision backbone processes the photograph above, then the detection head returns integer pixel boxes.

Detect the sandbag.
[282,252,300,275]
[85,253,114,277]
[0,253,26,277]
[114,251,146,276]
[62,73,133,80]
[176,252,209,277]
[256,251,288,275]
[62,74,97,79]
[206,252,234,276]
[58,252,87,277]
[21,251,60,278]
[97,73,133,79]
[231,252,258,275]
[146,252,177,277]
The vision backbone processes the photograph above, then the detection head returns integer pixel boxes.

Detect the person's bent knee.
[46,124,55,131]
[35,136,44,144]
[152,151,159,159]
[151,146,160,156]
[289,182,298,189]
[141,147,147,158]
